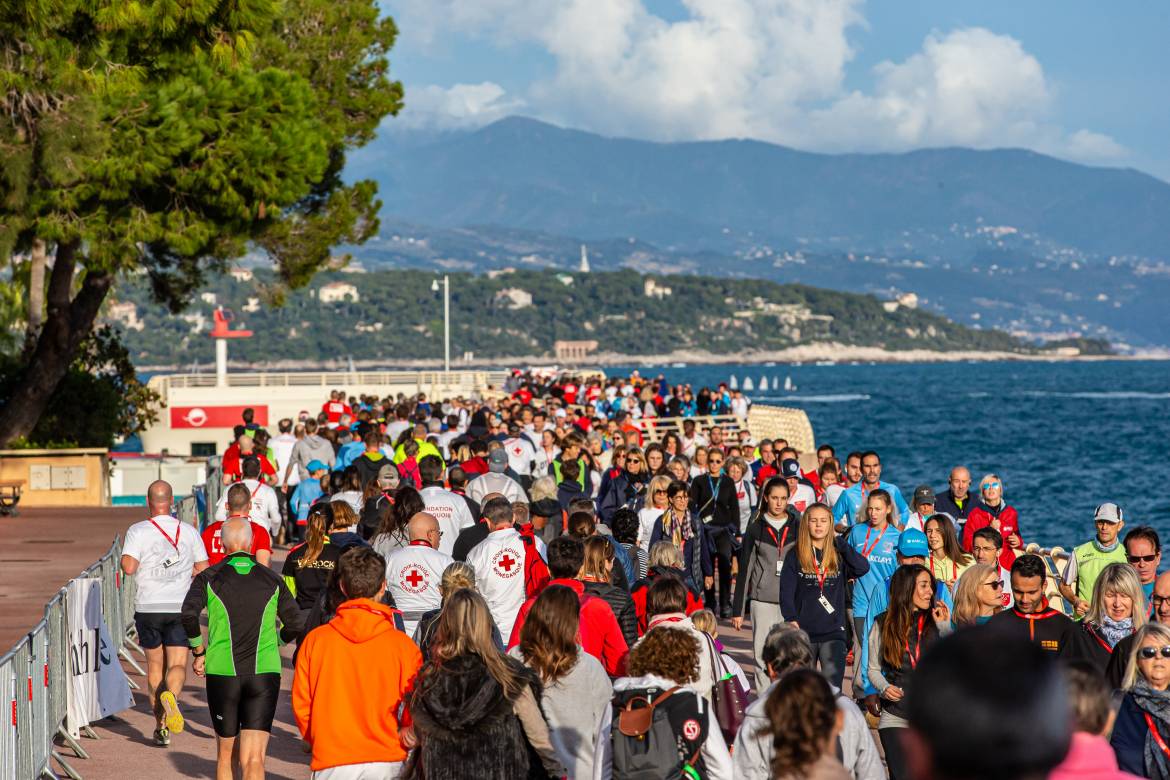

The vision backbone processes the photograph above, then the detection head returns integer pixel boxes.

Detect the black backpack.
[611,685,707,780]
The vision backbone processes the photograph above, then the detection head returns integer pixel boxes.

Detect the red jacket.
[963,503,1023,569]
[507,578,627,676]
[221,445,276,482]
[631,568,705,634]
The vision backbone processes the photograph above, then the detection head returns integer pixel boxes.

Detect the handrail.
[150,369,510,391]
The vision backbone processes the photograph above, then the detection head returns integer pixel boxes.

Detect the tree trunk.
[23,238,47,356]
[0,240,113,446]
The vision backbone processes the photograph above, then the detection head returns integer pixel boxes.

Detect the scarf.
[1099,615,1133,648]
[662,507,694,548]
[1131,681,1170,779]
[1092,538,1121,554]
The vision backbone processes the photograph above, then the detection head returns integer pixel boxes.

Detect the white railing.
[152,370,509,392]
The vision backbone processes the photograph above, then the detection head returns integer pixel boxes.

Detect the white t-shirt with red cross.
[466,528,529,638]
[385,541,454,638]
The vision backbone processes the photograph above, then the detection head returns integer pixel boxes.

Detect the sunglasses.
[1129,554,1159,564]
[654,489,667,495]
[981,481,1002,490]
[1140,646,1170,660]
[984,580,1004,590]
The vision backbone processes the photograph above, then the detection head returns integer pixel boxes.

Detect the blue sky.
[379,0,1170,180]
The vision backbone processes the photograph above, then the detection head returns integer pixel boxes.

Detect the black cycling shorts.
[205,673,281,737]
[134,612,187,649]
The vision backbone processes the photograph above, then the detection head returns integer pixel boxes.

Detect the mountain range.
[342,117,1170,348]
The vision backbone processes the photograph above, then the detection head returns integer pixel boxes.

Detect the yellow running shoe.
[159,691,184,734]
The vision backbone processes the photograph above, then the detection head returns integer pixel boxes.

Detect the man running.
[201,482,273,567]
[181,519,303,780]
[214,456,282,538]
[120,480,209,746]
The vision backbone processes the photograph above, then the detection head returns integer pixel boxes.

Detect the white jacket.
[420,485,476,557]
[214,479,282,536]
[385,542,454,637]
[466,527,530,639]
[466,471,528,505]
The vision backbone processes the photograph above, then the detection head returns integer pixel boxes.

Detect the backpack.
[519,529,550,598]
[611,685,706,780]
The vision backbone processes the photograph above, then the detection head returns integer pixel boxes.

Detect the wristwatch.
[192,648,206,658]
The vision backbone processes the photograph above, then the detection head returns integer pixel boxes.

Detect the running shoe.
[153,727,170,747]
[159,690,184,734]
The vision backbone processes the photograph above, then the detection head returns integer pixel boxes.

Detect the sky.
[378,0,1170,181]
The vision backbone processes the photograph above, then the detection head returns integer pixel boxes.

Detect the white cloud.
[397,82,525,130]
[387,0,1124,162]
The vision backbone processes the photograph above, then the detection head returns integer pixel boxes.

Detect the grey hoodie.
[288,434,335,481]
[732,679,885,780]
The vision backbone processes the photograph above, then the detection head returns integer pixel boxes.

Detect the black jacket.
[689,474,738,530]
[934,488,979,522]
[778,537,870,642]
[583,579,639,647]
[986,605,1077,656]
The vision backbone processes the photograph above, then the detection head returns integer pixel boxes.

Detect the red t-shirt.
[221,449,277,482]
[322,400,352,425]
[201,520,273,566]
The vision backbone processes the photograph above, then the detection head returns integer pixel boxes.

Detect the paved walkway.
[1,511,774,779]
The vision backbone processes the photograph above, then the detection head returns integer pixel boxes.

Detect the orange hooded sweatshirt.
[293,598,423,771]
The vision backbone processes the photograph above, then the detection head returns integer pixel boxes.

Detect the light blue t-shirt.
[833,481,911,526]
[846,522,901,613]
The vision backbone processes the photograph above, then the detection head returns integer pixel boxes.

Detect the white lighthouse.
[579,244,591,273]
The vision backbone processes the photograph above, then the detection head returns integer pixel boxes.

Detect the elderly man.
[384,513,454,637]
[121,481,209,746]
[182,519,302,780]
[935,466,978,528]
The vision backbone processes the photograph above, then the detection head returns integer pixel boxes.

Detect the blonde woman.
[412,561,501,660]
[1075,562,1145,678]
[637,474,673,556]
[962,474,1023,569]
[950,563,1004,628]
[1111,622,1170,777]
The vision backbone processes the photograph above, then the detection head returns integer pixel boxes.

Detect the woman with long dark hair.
[371,485,425,560]
[765,668,849,780]
[867,564,948,780]
[597,447,649,524]
[512,585,612,779]
[404,589,565,779]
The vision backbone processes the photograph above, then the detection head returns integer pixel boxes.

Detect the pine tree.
[0,0,402,444]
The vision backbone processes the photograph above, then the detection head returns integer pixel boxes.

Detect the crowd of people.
[117,370,1169,779]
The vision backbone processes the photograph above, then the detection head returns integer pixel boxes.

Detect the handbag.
[703,634,748,744]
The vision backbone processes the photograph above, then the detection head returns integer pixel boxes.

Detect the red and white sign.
[682,719,701,740]
[170,405,268,429]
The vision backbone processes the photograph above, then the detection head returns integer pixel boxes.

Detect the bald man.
[183,518,302,780]
[384,512,454,637]
[936,466,978,527]
[122,480,209,746]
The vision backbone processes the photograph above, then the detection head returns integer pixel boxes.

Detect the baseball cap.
[488,449,509,472]
[913,485,936,507]
[1094,502,1124,524]
[306,459,328,474]
[780,458,802,479]
[897,529,929,558]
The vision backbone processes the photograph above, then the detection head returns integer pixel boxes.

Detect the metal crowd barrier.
[1,537,136,780]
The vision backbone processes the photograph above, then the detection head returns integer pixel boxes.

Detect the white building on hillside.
[318,282,360,303]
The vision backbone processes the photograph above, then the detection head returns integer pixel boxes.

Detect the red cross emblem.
[399,565,429,594]
[492,548,522,579]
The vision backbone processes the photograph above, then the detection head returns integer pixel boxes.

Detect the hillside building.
[554,340,598,361]
[644,278,672,299]
[494,288,533,309]
[318,281,360,303]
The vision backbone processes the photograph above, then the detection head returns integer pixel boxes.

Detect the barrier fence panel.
[12,636,33,780]
[29,619,50,779]
[1,642,16,780]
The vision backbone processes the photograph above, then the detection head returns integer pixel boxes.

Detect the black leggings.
[880,727,909,780]
[704,528,735,610]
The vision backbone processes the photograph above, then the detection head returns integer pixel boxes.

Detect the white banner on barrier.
[65,578,133,737]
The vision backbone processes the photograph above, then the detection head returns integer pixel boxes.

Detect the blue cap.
[306,460,328,474]
[897,528,929,558]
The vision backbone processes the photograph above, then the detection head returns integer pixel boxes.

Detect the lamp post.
[431,275,450,373]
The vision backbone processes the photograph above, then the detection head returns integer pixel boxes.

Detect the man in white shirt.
[270,418,299,490]
[121,480,209,746]
[384,404,412,445]
[214,457,283,537]
[502,423,537,483]
[465,500,532,638]
[418,457,475,556]
[779,458,817,514]
[384,513,453,637]
[680,419,708,458]
[467,449,527,505]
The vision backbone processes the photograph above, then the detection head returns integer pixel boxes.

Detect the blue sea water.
[612,360,1170,548]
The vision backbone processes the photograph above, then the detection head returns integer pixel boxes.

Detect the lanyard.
[763,520,789,552]
[860,525,887,558]
[1087,624,1112,654]
[1012,601,1059,642]
[149,518,180,551]
[906,614,926,669]
[1147,713,1170,760]
[930,552,957,580]
[708,475,721,497]
[812,546,829,591]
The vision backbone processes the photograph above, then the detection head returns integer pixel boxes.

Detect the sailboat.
[784,375,796,392]
[759,376,769,391]
[742,377,754,391]
[729,375,738,390]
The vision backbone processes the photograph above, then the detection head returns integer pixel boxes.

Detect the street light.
[431,275,450,373]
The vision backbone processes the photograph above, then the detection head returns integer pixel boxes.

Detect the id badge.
[818,594,835,614]
[162,554,180,569]
[775,560,783,577]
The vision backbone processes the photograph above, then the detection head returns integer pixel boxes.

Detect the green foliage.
[0,326,161,447]
[111,268,1034,365]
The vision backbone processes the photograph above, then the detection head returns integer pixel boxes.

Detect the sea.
[610,360,1170,549]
